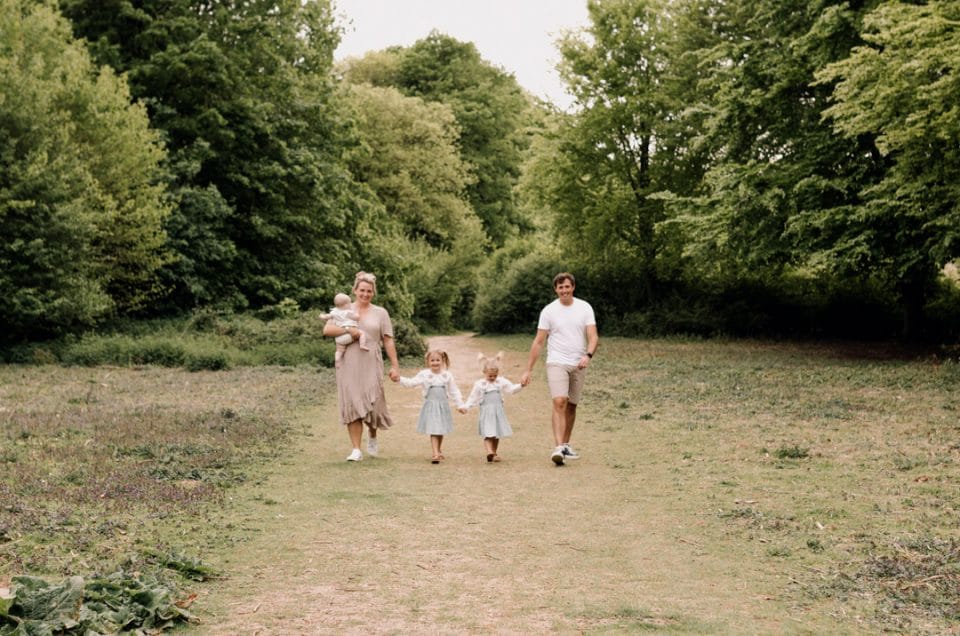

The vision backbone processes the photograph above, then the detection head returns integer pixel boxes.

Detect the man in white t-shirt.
[520,272,598,466]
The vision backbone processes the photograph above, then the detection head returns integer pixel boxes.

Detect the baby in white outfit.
[321,293,368,367]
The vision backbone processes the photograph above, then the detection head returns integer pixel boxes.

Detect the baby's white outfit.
[322,306,368,367]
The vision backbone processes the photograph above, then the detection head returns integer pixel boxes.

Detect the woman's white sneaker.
[366,438,379,457]
[346,448,363,462]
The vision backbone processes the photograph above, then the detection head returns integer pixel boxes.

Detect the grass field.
[2,335,958,633]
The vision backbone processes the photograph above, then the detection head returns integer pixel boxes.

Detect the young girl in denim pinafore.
[463,352,523,462]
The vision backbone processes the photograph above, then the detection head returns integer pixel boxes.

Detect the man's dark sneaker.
[562,444,580,460]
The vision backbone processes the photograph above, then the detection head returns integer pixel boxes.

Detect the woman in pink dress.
[322,271,401,461]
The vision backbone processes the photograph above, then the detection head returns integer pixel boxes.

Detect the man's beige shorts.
[546,363,586,404]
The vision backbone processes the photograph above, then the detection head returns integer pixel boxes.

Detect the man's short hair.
[553,272,576,288]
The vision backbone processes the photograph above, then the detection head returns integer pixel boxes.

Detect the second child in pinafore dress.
[463,352,523,462]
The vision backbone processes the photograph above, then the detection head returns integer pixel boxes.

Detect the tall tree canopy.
[542,0,676,308]
[664,0,883,281]
[343,33,535,248]
[339,80,486,330]
[514,0,960,338]
[62,0,368,310]
[816,0,960,335]
[0,0,170,341]
[3,0,955,341]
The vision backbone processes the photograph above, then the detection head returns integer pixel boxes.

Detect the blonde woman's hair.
[477,351,503,373]
[353,271,377,294]
[424,349,450,369]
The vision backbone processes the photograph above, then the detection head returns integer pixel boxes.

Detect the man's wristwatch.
[586,352,594,358]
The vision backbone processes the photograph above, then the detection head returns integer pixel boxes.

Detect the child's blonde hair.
[477,351,503,373]
[424,349,451,369]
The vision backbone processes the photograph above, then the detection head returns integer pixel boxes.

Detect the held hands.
[388,367,400,382]
[519,371,531,387]
[577,355,592,370]
[458,407,467,414]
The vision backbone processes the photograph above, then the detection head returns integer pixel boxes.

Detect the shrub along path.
[192,333,901,633]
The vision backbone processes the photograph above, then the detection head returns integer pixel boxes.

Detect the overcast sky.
[332,0,590,110]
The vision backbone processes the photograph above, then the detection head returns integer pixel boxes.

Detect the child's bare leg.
[358,331,369,351]
[334,344,345,368]
[485,436,500,461]
[431,435,443,462]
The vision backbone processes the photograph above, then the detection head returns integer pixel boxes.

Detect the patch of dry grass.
[0,365,331,577]
[580,337,960,632]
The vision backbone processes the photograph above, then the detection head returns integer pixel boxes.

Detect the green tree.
[393,32,534,247]
[471,238,564,333]
[62,0,368,310]
[340,83,485,330]
[547,0,676,306]
[651,0,899,333]
[816,0,960,337]
[0,0,170,341]
[338,47,403,87]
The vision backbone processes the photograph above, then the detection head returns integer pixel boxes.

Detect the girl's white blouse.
[399,369,465,408]
[464,376,523,409]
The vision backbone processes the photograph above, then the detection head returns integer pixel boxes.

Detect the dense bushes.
[0,2,170,343]
[2,310,428,369]
[472,247,565,334]
[469,238,957,342]
[591,275,918,340]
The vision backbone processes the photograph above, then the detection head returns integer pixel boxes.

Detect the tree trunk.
[899,278,927,341]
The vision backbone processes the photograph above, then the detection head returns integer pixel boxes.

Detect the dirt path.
[194,334,795,634]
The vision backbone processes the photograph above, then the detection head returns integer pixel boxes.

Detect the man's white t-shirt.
[537,298,596,366]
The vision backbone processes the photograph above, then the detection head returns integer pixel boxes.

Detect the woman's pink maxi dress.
[335,303,395,429]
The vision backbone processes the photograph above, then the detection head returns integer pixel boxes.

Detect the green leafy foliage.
[391,317,429,360]
[61,0,370,311]
[2,0,958,342]
[530,0,960,340]
[0,572,196,634]
[816,0,960,337]
[7,309,428,368]
[0,0,170,342]
[339,79,486,331]
[543,0,681,307]
[385,32,535,247]
[472,245,565,333]
[656,0,881,286]
[54,314,333,369]
[141,549,220,582]
[342,84,475,249]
